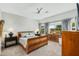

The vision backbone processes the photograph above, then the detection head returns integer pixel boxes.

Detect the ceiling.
[0,3,77,20]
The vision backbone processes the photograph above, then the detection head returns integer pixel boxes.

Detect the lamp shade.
[8,27,14,32]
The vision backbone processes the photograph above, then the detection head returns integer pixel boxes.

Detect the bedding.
[19,34,35,48]
[19,37,28,48]
[19,34,48,54]
[18,31,48,54]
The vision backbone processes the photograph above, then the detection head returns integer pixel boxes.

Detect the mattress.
[19,36,34,48]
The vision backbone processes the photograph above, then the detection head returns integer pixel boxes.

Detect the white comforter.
[19,36,35,48]
[19,37,28,48]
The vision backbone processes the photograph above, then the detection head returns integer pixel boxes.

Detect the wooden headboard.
[18,31,34,38]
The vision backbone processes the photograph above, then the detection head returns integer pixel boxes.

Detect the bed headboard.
[18,31,34,38]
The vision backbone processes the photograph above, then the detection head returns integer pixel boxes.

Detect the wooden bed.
[18,31,48,54]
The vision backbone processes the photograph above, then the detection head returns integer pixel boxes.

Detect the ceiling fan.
[36,8,43,14]
[36,8,48,14]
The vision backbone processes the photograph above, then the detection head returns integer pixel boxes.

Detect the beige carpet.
[1,41,61,56]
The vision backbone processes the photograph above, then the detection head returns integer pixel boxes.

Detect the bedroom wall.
[2,12,38,33]
[68,17,77,31]
[0,9,2,20]
[38,9,77,23]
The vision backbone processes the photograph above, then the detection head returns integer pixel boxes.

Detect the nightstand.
[5,36,18,48]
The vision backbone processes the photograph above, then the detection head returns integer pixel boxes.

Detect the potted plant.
[72,22,75,30]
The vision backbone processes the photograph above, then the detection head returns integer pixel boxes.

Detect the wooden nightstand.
[5,36,18,48]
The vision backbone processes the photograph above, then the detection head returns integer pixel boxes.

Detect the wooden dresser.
[62,31,79,56]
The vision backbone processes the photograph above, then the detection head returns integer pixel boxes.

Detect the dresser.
[62,31,79,56]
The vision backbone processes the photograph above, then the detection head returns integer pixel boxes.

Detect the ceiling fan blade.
[36,8,43,14]
[40,8,43,11]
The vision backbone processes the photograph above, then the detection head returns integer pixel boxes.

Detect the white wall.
[38,9,77,23]
[68,17,77,31]
[2,12,38,33]
[0,9,2,20]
